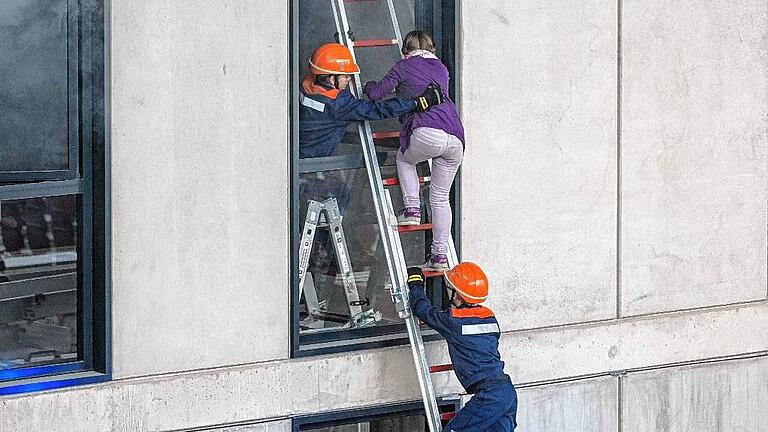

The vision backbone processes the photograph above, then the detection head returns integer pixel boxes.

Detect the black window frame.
[0,0,111,395]
[293,399,462,431]
[290,0,462,357]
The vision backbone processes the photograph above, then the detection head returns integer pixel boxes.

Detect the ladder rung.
[423,269,447,277]
[429,364,454,373]
[353,39,398,47]
[382,176,430,186]
[397,223,432,233]
[440,412,457,421]
[372,131,399,139]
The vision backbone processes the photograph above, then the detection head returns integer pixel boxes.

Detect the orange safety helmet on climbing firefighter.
[309,43,361,75]
[444,262,489,304]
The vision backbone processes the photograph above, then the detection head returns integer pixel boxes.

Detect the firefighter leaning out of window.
[299,42,444,159]
[297,43,444,275]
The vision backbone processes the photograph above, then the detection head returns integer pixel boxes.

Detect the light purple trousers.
[397,127,464,255]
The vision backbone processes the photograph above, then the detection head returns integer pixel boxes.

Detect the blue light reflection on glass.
[0,362,84,382]
[0,374,109,396]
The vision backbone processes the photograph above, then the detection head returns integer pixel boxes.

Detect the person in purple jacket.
[364,30,465,271]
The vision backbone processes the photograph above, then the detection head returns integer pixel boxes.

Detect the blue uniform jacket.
[299,87,415,158]
[409,285,505,391]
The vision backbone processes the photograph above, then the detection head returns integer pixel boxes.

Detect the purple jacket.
[365,55,465,152]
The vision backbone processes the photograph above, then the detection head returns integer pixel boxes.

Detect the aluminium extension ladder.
[328,1,460,431]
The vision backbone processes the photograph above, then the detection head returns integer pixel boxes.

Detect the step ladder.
[298,198,382,329]
[329,1,460,431]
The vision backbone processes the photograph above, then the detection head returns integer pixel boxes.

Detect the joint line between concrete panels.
[616,0,624,320]
[617,375,624,432]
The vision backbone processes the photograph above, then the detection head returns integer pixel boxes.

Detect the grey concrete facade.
[2,1,767,432]
[461,0,619,331]
[110,0,290,378]
[516,377,618,432]
[620,0,768,317]
[623,357,768,432]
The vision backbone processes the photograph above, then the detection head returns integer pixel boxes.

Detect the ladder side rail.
[383,190,410,317]
[304,273,322,314]
[324,198,365,318]
[446,236,459,269]
[385,0,404,50]
[330,0,342,39]
[298,200,324,298]
[405,314,444,431]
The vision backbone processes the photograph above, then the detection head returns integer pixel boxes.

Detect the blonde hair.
[401,30,436,55]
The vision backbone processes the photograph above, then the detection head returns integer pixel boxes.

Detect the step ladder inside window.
[298,198,382,330]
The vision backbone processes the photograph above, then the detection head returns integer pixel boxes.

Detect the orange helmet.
[444,262,489,304]
[309,43,360,75]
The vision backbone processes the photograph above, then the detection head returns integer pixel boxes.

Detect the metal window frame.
[0,0,111,395]
[290,0,462,357]
[293,399,462,431]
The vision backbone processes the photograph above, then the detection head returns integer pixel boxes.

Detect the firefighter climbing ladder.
[328,1,460,431]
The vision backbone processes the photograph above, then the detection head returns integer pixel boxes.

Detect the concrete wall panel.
[110,1,290,378]
[500,302,768,385]
[517,376,618,432]
[461,1,618,331]
[623,356,768,432]
[621,0,768,315]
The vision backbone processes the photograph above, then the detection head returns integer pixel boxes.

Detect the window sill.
[295,327,442,357]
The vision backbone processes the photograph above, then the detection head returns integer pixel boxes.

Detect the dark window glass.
[305,414,426,432]
[295,401,460,431]
[0,195,79,369]
[0,0,73,173]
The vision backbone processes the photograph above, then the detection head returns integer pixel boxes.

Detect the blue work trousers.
[445,375,518,432]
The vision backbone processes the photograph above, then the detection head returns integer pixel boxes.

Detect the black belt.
[466,372,511,394]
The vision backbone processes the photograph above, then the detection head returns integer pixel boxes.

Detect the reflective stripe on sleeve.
[461,323,500,335]
[300,94,325,112]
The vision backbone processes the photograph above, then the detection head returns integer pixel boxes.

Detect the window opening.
[294,401,460,432]
[292,0,458,355]
[0,0,109,394]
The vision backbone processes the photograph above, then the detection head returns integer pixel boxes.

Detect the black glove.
[413,83,444,112]
[407,266,425,288]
